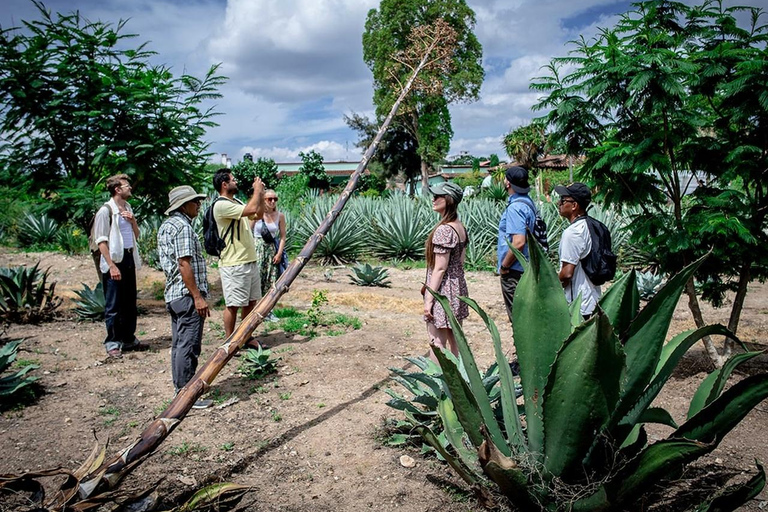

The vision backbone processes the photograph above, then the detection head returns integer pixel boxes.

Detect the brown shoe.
[123,341,150,352]
[107,348,123,359]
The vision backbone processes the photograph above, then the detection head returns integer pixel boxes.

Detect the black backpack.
[512,198,550,253]
[202,197,238,257]
[580,216,617,286]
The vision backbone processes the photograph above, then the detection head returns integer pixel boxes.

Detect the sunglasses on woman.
[266,197,278,202]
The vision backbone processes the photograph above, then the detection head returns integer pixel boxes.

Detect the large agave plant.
[459,198,503,270]
[369,193,434,261]
[72,282,106,321]
[17,213,59,247]
[294,194,365,264]
[0,264,61,324]
[0,339,39,399]
[401,237,767,511]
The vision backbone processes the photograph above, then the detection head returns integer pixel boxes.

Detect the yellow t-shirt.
[213,198,257,266]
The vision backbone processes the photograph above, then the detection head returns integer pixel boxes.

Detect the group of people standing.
[94,166,600,408]
[421,166,602,362]
[92,170,287,409]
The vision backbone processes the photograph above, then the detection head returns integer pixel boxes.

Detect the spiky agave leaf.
[348,263,391,287]
[72,282,106,321]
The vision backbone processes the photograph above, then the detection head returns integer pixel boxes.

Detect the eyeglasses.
[266,197,278,203]
[557,198,576,206]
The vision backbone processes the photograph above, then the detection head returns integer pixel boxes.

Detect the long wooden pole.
[71,44,438,505]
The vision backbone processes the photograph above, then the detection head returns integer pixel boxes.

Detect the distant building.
[275,161,370,187]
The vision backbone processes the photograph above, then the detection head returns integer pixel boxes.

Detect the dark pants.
[102,250,137,351]
[168,295,204,390]
[500,269,523,325]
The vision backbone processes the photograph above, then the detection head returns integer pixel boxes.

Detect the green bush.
[389,238,768,511]
[275,174,311,217]
[138,215,163,270]
[0,263,61,324]
[57,224,89,255]
[452,171,484,189]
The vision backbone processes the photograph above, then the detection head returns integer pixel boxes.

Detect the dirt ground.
[1,249,767,511]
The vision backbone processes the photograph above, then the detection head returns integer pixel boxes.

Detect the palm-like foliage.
[369,194,434,261]
[0,264,61,324]
[349,263,391,287]
[18,213,59,247]
[72,282,106,321]
[392,238,767,511]
[294,194,365,264]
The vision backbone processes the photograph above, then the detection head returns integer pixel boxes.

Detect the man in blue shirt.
[497,166,536,324]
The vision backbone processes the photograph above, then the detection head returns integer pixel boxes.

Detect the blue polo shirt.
[497,193,536,273]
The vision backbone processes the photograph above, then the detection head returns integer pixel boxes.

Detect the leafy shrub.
[452,171,484,189]
[389,239,768,511]
[238,345,278,380]
[57,224,89,255]
[72,282,106,321]
[275,174,311,217]
[0,339,40,403]
[0,264,61,324]
[17,213,58,248]
[479,180,507,202]
[349,263,391,287]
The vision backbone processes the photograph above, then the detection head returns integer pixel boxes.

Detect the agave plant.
[72,282,106,321]
[294,194,365,264]
[369,193,434,261]
[138,215,164,270]
[0,339,39,399]
[17,213,59,247]
[238,345,278,380]
[0,264,61,324]
[398,236,767,511]
[636,270,665,300]
[459,197,504,270]
[348,263,391,287]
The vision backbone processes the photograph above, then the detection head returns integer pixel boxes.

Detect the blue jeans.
[102,250,137,352]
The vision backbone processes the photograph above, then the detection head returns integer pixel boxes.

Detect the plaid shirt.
[157,212,208,303]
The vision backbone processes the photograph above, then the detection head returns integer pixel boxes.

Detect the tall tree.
[363,0,484,195]
[503,122,547,169]
[0,1,225,212]
[533,0,768,366]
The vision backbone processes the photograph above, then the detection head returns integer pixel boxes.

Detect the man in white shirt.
[91,174,147,358]
[555,183,601,319]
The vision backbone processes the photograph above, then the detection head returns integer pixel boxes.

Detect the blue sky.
[0,0,705,164]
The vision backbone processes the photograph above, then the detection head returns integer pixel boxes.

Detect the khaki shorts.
[219,262,261,307]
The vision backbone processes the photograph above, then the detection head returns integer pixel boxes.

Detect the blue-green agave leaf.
[413,423,478,486]
[636,407,677,429]
[461,296,527,454]
[432,347,485,448]
[687,351,763,420]
[598,269,639,338]
[693,460,765,512]
[437,394,479,469]
[543,311,624,478]
[511,234,572,455]
[429,288,510,455]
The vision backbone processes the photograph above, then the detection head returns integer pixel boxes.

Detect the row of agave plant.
[386,236,767,511]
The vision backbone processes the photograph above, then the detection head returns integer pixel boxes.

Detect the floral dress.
[253,217,280,294]
[426,224,469,329]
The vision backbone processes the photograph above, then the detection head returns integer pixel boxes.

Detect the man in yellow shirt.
[212,169,265,337]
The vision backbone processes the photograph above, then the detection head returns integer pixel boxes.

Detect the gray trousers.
[500,270,523,325]
[167,295,204,391]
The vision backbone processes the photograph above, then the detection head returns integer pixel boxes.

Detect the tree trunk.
[69,42,441,507]
[725,260,752,360]
[684,278,723,368]
[420,159,430,197]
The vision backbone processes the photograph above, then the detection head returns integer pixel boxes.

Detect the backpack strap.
[212,196,238,246]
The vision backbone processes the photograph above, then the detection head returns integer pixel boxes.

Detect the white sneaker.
[192,399,213,409]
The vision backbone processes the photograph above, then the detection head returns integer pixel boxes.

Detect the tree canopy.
[0,1,226,215]
[532,0,768,365]
[362,0,484,192]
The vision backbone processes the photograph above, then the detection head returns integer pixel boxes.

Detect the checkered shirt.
[157,212,208,303]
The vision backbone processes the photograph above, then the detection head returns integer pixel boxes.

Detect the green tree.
[231,157,279,195]
[532,0,768,366]
[0,1,226,214]
[363,0,484,195]
[344,112,421,191]
[502,122,547,169]
[298,150,330,190]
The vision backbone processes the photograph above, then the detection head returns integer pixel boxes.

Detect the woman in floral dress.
[251,189,286,321]
[422,181,468,361]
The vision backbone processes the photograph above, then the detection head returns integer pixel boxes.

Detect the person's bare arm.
[242,177,265,218]
[273,213,287,264]
[179,256,209,318]
[559,262,576,288]
[424,252,450,322]
[499,234,526,274]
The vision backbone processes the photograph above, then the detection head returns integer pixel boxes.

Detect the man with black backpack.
[209,169,265,338]
[555,182,616,319]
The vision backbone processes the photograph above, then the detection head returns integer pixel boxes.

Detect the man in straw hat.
[157,185,213,409]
